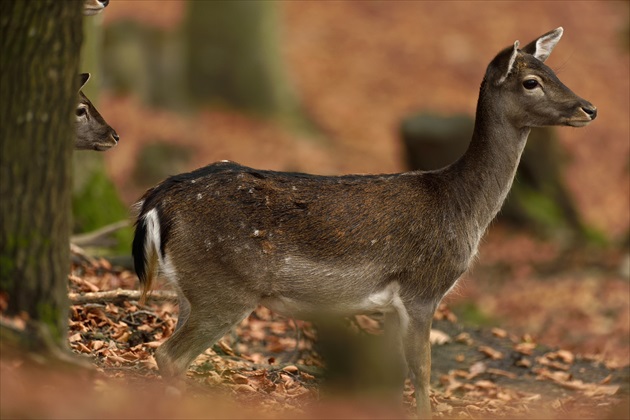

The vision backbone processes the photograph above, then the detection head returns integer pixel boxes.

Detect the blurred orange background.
[100,1,628,238]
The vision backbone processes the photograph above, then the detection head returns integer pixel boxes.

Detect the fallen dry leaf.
[435,402,453,413]
[455,332,473,345]
[478,346,504,360]
[514,342,537,355]
[537,355,570,371]
[430,329,451,345]
[282,365,299,374]
[91,340,105,351]
[232,373,249,384]
[515,357,532,368]
[232,384,257,394]
[491,328,508,338]
[487,368,517,379]
[468,361,487,379]
[474,379,497,390]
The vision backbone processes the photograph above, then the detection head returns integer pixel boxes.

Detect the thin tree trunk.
[184,1,312,132]
[0,0,82,346]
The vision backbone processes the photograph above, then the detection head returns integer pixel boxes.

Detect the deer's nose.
[99,0,110,6]
[582,106,597,120]
[112,131,120,142]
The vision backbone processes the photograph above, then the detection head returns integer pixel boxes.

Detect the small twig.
[71,220,130,247]
[68,289,177,305]
[121,310,163,327]
[288,318,302,364]
[102,255,134,271]
[70,243,98,266]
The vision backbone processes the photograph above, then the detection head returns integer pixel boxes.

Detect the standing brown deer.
[75,73,119,151]
[132,28,596,417]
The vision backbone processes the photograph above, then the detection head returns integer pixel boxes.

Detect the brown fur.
[132,28,595,418]
[75,73,119,151]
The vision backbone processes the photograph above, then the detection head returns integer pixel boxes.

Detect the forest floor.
[1,234,628,418]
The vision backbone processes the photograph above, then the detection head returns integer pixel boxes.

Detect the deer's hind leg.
[155,274,257,378]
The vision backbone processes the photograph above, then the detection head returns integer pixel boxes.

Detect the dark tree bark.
[0,0,82,346]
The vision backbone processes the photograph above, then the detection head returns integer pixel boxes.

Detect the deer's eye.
[76,107,87,117]
[522,79,539,90]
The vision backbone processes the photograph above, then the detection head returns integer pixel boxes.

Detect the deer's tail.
[132,206,161,304]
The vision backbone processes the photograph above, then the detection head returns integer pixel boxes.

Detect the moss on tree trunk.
[0,0,82,345]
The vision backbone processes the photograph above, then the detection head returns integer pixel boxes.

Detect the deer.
[83,0,109,16]
[75,73,119,151]
[131,28,596,417]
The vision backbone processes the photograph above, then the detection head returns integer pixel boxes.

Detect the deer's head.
[484,27,597,129]
[75,73,119,151]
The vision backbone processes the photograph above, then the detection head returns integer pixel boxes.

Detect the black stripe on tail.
[132,215,148,286]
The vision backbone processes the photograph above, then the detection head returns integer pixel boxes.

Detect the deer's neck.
[447,82,530,234]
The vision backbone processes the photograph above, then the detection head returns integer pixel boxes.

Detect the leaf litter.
[50,256,627,418]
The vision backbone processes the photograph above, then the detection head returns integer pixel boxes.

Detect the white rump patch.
[143,208,162,266]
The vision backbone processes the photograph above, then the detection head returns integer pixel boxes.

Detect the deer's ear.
[497,41,520,85]
[79,73,90,90]
[521,27,563,62]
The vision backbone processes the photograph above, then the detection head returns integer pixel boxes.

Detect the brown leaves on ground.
[2,249,627,418]
[433,314,630,418]
[21,256,616,418]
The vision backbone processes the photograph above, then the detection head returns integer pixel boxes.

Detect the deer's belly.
[260,281,409,328]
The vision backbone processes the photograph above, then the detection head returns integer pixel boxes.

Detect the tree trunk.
[0,0,82,345]
[184,1,310,130]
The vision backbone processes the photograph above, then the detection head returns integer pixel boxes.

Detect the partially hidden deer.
[76,73,119,151]
[132,28,595,417]
[83,0,109,16]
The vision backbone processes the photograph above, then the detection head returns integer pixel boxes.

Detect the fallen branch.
[71,220,130,248]
[70,246,135,271]
[68,289,177,305]
[103,255,134,271]
[70,243,98,266]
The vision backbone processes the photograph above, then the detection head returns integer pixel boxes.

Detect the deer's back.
[138,161,474,304]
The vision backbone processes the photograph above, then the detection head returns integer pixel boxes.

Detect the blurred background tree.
[184,1,312,132]
[103,2,309,123]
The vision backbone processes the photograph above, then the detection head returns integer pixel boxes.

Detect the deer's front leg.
[403,303,436,419]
